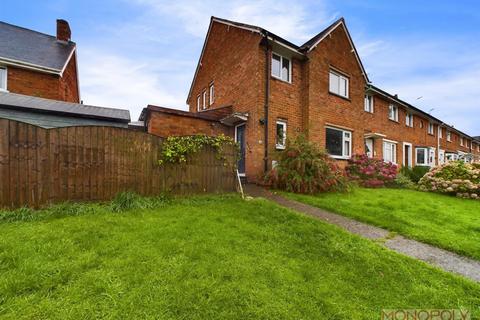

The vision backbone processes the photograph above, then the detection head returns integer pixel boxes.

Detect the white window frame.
[405,113,414,127]
[364,95,374,113]
[329,70,349,98]
[438,127,443,138]
[416,147,429,166]
[209,83,215,105]
[196,95,201,112]
[388,104,398,122]
[0,66,7,92]
[271,52,291,83]
[275,120,287,150]
[447,131,452,142]
[383,140,397,164]
[202,90,207,110]
[325,126,352,159]
[428,122,434,135]
[460,137,464,146]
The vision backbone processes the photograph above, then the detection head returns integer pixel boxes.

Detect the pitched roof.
[0,92,130,122]
[139,104,233,122]
[0,21,76,74]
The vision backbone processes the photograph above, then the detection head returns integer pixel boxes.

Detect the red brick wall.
[5,53,79,103]
[147,111,231,137]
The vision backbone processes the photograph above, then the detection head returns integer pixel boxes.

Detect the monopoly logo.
[381,309,470,320]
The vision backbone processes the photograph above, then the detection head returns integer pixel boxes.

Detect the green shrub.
[400,165,430,183]
[391,173,417,189]
[419,161,480,199]
[264,135,350,194]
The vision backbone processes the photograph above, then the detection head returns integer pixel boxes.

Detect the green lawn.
[284,188,480,260]
[0,195,479,319]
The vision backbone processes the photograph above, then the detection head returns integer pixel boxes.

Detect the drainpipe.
[261,32,271,173]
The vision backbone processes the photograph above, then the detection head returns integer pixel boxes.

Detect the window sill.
[364,110,374,114]
[428,133,435,136]
[271,75,291,84]
[388,119,399,124]
[0,89,9,93]
[328,91,351,102]
[330,155,350,160]
[406,125,413,128]
[276,145,286,150]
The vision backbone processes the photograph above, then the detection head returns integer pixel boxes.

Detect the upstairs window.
[447,131,452,142]
[460,137,464,146]
[276,120,287,150]
[271,53,291,82]
[406,113,414,127]
[438,127,443,138]
[209,83,215,105]
[0,67,6,91]
[202,90,207,110]
[326,127,351,159]
[329,70,349,98]
[388,104,398,121]
[196,95,201,112]
[428,123,434,135]
[364,95,374,113]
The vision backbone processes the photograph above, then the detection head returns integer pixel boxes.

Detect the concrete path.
[244,184,480,283]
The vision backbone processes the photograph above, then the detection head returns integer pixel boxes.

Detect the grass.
[0,194,479,319]
[283,187,480,260]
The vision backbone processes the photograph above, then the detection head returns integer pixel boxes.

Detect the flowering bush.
[346,154,398,188]
[264,135,350,194]
[418,161,480,200]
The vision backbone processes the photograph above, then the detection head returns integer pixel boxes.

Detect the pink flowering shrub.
[346,154,398,188]
[418,161,480,200]
[264,135,350,194]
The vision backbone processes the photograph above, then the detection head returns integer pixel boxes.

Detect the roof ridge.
[300,17,345,50]
[0,20,76,45]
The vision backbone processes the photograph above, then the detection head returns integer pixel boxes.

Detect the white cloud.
[78,48,189,120]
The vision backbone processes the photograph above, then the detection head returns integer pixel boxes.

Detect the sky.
[1,0,479,135]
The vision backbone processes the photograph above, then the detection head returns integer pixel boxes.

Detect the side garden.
[266,136,480,260]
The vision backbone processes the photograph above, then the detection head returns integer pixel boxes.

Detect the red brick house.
[0,19,80,103]
[141,16,480,181]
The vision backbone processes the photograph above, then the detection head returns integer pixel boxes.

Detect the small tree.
[265,135,349,194]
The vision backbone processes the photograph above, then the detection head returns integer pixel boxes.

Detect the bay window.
[326,127,351,159]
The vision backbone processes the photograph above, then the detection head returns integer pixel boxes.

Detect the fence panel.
[0,119,237,208]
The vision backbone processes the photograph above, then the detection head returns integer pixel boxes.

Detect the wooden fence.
[0,119,237,208]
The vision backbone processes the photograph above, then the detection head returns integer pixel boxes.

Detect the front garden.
[0,194,479,319]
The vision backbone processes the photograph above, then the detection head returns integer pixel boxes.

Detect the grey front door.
[235,124,246,175]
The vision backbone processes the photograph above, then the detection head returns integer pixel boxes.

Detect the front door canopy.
[220,112,249,126]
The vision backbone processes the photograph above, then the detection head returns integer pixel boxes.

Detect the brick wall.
[147,111,231,137]
[5,53,79,103]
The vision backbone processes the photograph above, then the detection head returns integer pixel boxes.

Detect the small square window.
[276,120,287,150]
[272,53,291,82]
[329,70,349,98]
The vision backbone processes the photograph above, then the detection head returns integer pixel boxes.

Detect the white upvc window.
[428,122,434,135]
[383,140,397,163]
[196,95,201,112]
[388,104,398,121]
[406,113,414,127]
[460,137,464,146]
[447,131,452,142]
[209,83,215,105]
[329,70,349,98]
[276,120,287,150]
[202,90,207,110]
[416,147,428,166]
[0,67,7,91]
[364,95,374,113]
[438,127,443,138]
[326,126,352,159]
[271,53,291,82]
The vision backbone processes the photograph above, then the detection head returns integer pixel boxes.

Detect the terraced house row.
[141,16,480,181]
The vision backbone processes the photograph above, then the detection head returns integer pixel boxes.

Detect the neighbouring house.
[0,19,80,103]
[0,91,130,128]
[142,16,480,181]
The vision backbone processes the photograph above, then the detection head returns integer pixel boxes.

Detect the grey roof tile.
[0,92,130,122]
[0,21,75,72]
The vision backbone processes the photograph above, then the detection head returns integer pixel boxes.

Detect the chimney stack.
[56,19,71,42]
